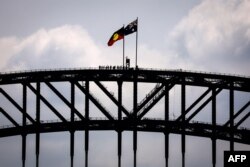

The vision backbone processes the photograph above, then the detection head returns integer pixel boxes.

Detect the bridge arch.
[0,67,249,167]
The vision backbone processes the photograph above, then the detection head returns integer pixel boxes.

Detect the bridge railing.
[1,66,249,79]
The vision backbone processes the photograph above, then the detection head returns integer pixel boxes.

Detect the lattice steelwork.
[0,67,249,167]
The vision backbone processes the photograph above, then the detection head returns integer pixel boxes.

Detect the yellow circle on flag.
[113,33,119,40]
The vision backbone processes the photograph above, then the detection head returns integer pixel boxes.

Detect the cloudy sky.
[0,0,250,167]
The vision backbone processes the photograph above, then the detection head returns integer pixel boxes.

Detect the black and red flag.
[107,19,138,46]
[107,27,125,46]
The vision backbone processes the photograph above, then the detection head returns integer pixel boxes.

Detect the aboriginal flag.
[107,27,125,46]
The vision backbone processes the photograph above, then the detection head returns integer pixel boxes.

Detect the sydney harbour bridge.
[0,66,249,167]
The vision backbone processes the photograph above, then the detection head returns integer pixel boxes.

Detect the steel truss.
[0,68,249,167]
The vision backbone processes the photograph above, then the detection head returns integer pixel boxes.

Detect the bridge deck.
[0,118,249,145]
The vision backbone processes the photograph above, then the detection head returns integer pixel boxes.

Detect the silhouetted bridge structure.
[0,67,249,167]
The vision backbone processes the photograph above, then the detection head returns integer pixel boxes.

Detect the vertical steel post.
[36,82,40,167]
[230,84,234,151]
[85,130,89,167]
[165,84,169,167]
[118,81,123,167]
[133,73,138,167]
[22,134,26,167]
[212,88,216,167]
[70,132,74,167]
[118,131,122,167]
[133,124,137,167]
[85,81,89,167]
[70,82,75,167]
[22,84,27,167]
[181,82,185,167]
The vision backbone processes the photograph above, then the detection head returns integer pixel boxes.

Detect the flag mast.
[107,19,138,68]
[135,17,138,68]
[123,25,125,68]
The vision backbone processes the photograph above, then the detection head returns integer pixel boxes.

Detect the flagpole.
[135,17,138,69]
[123,25,125,68]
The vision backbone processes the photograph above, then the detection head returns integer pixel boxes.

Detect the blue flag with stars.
[124,19,137,36]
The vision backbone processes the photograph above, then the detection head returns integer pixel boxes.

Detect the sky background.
[0,0,250,167]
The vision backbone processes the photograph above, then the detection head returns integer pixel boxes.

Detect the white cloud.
[0,25,101,71]
[167,0,250,75]
[0,37,19,69]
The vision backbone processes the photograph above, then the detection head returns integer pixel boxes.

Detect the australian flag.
[124,19,137,36]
